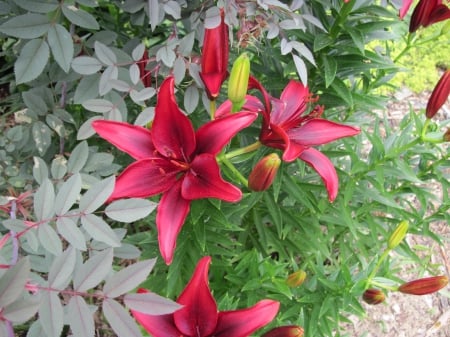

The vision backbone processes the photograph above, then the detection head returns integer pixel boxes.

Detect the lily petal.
[131,290,181,337]
[152,77,196,161]
[182,154,242,202]
[274,80,310,125]
[215,95,264,118]
[108,159,180,201]
[174,256,218,336]
[298,148,338,202]
[196,112,257,155]
[92,120,156,160]
[287,119,360,146]
[157,180,191,265]
[214,300,280,337]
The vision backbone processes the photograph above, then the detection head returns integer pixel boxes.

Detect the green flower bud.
[388,220,409,249]
[228,53,250,112]
[262,325,304,337]
[286,270,307,288]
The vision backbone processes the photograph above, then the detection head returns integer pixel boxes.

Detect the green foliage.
[0,1,449,337]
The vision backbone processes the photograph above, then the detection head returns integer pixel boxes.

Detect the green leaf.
[0,13,50,38]
[34,178,55,221]
[2,295,40,323]
[0,257,30,308]
[77,116,102,140]
[314,33,333,52]
[50,155,67,180]
[347,27,365,54]
[48,24,74,73]
[32,121,52,155]
[330,77,353,106]
[82,98,115,113]
[79,176,115,213]
[72,56,103,75]
[55,173,82,215]
[184,85,199,114]
[73,74,100,103]
[61,4,99,30]
[99,65,118,95]
[103,259,156,298]
[23,91,48,115]
[322,55,337,88]
[15,0,58,13]
[124,292,182,315]
[67,296,95,337]
[103,298,143,337]
[73,248,113,292]
[38,223,62,256]
[15,39,49,84]
[33,156,49,184]
[67,141,89,173]
[56,216,87,251]
[39,292,64,337]
[94,41,117,66]
[26,321,46,337]
[105,199,157,223]
[81,213,121,247]
[48,247,76,289]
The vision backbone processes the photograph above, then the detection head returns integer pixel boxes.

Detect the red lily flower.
[131,256,280,337]
[92,77,257,264]
[409,0,450,32]
[199,9,229,100]
[426,69,450,119]
[246,78,360,201]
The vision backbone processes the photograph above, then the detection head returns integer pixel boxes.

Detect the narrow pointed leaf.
[62,4,99,29]
[15,38,49,84]
[0,13,50,38]
[68,296,95,337]
[73,248,113,292]
[48,24,74,72]
[39,292,64,337]
[95,41,117,66]
[81,213,121,247]
[55,173,82,215]
[124,292,182,315]
[103,298,143,337]
[79,176,115,213]
[2,295,40,322]
[56,216,87,251]
[0,257,30,308]
[105,199,157,223]
[38,223,63,256]
[34,178,55,221]
[48,247,76,289]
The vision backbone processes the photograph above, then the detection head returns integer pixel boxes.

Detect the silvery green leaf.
[39,292,63,337]
[279,18,305,30]
[71,56,102,75]
[173,56,186,84]
[124,292,182,315]
[105,106,123,121]
[24,229,39,253]
[82,98,115,113]
[110,79,131,92]
[280,38,292,55]
[79,176,115,213]
[38,223,62,256]
[50,155,67,180]
[68,296,95,337]
[184,85,199,114]
[105,199,157,223]
[0,257,29,308]
[99,65,118,95]
[77,116,102,140]
[73,74,100,103]
[81,213,121,247]
[103,298,143,337]
[129,63,140,85]
[130,87,156,103]
[54,108,76,124]
[48,24,74,73]
[163,1,181,19]
[148,0,160,31]
[15,39,49,84]
[26,320,45,337]
[131,43,145,61]
[76,0,98,7]
[48,247,76,289]
[2,219,27,232]
[290,41,316,66]
[34,178,55,221]
[113,243,141,259]
[67,141,89,173]
[62,4,99,29]
[302,14,325,30]
[46,114,65,137]
[293,54,307,85]
[95,41,117,66]
[83,152,114,172]
[56,217,87,251]
[33,156,49,184]
[2,295,40,322]
[267,22,279,39]
[55,173,81,215]
[32,121,52,155]
[204,6,220,29]
[0,13,50,38]
[73,248,113,292]
[15,0,58,13]
[156,45,176,67]
[23,91,48,114]
[134,107,154,126]
[103,259,156,298]
[178,32,195,56]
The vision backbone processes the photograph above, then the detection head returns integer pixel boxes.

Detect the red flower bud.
[262,325,304,337]
[138,50,151,88]
[362,289,386,305]
[426,70,450,119]
[398,275,449,295]
[248,153,281,192]
[286,270,307,288]
[409,0,450,33]
[199,9,229,100]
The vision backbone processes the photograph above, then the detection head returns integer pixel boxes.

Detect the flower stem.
[210,100,216,120]
[224,141,262,160]
[220,156,249,187]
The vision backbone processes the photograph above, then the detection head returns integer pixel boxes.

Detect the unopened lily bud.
[286,270,307,288]
[228,53,250,112]
[426,70,450,119]
[443,128,450,142]
[248,153,281,192]
[362,288,385,305]
[388,220,409,249]
[398,275,449,295]
[262,325,304,337]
